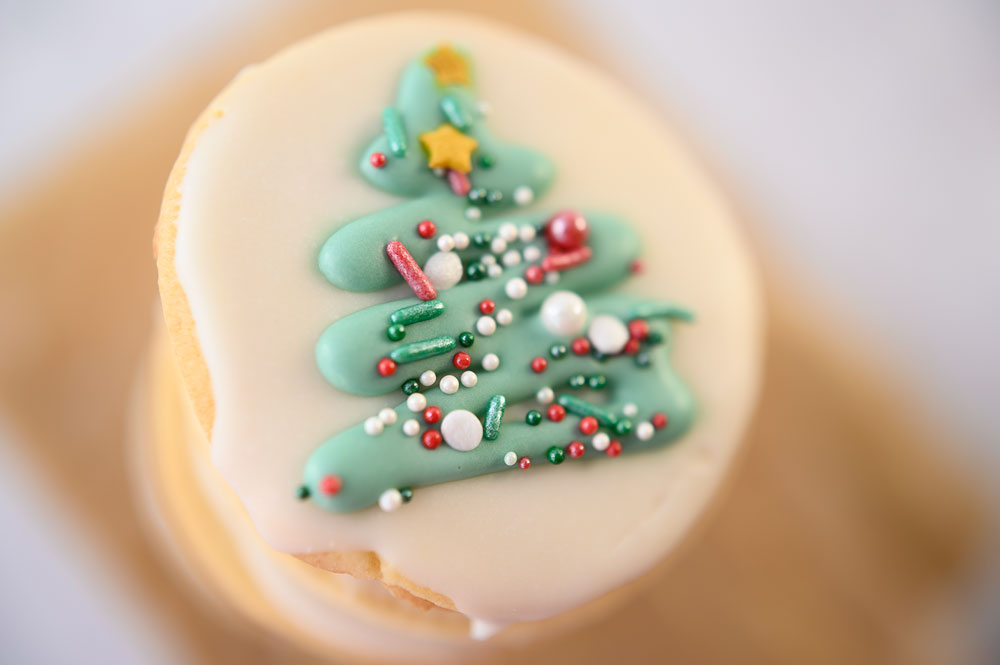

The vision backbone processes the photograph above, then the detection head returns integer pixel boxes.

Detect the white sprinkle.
[496,308,513,326]
[465,207,482,221]
[364,416,384,436]
[623,403,638,417]
[402,419,420,436]
[636,422,655,441]
[505,277,527,300]
[592,433,610,451]
[540,290,587,336]
[498,223,518,242]
[476,315,497,336]
[545,271,560,284]
[436,234,455,252]
[519,225,536,242]
[379,489,403,512]
[523,246,541,262]
[423,251,463,290]
[482,353,500,371]
[501,249,522,267]
[441,409,484,451]
[432,167,446,177]
[440,375,460,394]
[378,408,398,425]
[487,263,503,278]
[513,186,534,206]
[477,100,493,115]
[406,393,427,412]
[453,232,470,250]
[588,315,630,354]
[490,237,508,254]
[480,253,496,265]
[503,451,518,466]
[419,370,437,387]
[536,387,554,404]
[461,370,478,388]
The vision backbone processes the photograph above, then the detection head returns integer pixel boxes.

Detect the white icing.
[172,12,762,625]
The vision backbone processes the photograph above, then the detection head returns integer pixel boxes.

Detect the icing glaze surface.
[172,12,762,624]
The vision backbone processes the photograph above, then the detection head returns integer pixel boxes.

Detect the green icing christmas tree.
[302,45,695,513]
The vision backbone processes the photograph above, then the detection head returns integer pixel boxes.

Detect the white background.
[1,0,997,661]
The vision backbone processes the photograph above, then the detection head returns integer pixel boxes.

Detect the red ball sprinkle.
[628,319,650,340]
[624,338,641,355]
[567,441,586,458]
[422,430,442,449]
[319,474,343,496]
[531,357,548,373]
[453,351,472,369]
[417,220,436,238]
[376,357,397,377]
[579,416,599,435]
[652,412,669,429]
[630,259,644,274]
[423,406,442,424]
[518,456,532,470]
[478,299,496,315]
[369,152,387,168]
[606,440,623,457]
[544,210,589,250]
[547,404,566,422]
[525,265,545,284]
[571,337,591,355]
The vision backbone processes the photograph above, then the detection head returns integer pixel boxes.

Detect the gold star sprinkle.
[419,124,479,173]
[424,45,470,86]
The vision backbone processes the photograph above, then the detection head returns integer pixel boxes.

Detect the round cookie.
[155,11,763,636]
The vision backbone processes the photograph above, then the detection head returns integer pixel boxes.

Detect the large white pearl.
[588,315,629,354]
[540,290,587,336]
[378,489,403,512]
[441,409,484,452]
[423,251,463,290]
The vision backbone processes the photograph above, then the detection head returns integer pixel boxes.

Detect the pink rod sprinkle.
[447,170,471,196]
[386,240,437,301]
[542,247,593,273]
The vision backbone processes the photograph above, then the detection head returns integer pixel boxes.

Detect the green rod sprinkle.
[484,394,506,440]
[390,336,456,364]
[556,394,617,426]
[381,107,408,157]
[628,303,695,322]
[439,95,471,131]
[390,300,445,325]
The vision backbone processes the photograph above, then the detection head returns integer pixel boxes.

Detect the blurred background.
[1,0,997,663]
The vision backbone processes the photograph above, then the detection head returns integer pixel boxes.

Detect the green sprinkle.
[549,344,567,359]
[440,94,472,130]
[295,485,310,500]
[381,107,408,157]
[568,374,587,389]
[401,379,420,395]
[629,303,695,322]
[390,336,456,364]
[546,446,565,465]
[614,419,633,436]
[526,410,542,426]
[458,331,475,347]
[635,352,651,367]
[486,190,503,205]
[472,232,492,248]
[592,351,608,362]
[646,331,665,345]
[484,394,506,440]
[400,487,414,503]
[478,154,494,169]
[390,300,445,325]
[386,324,406,341]
[466,263,486,280]
[588,374,607,390]
[557,394,617,426]
[467,187,488,204]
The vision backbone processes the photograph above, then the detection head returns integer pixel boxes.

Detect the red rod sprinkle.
[542,247,593,273]
[386,240,437,301]
[447,170,471,196]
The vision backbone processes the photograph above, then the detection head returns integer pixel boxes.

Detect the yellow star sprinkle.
[419,124,479,173]
[424,44,470,86]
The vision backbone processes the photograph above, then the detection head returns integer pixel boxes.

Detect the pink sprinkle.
[386,240,437,301]
[447,170,471,196]
[542,247,593,273]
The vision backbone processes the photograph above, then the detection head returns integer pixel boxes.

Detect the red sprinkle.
[531,357,548,373]
[541,247,592,273]
[423,406,442,424]
[606,440,623,457]
[652,412,669,429]
[386,240,437,301]
[478,299,496,315]
[518,456,532,470]
[547,404,566,422]
[417,220,437,238]
[579,416,599,435]
[447,169,471,196]
[629,319,650,340]
[376,357,397,377]
[525,265,545,284]
[319,474,343,495]
[567,441,586,458]
[369,152,387,168]
[453,352,471,370]
[422,430,442,449]
[630,259,644,274]
[624,339,641,355]
[571,337,591,355]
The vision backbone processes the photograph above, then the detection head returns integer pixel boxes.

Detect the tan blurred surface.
[0,2,988,664]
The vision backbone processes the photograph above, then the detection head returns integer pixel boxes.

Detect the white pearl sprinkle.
[592,432,611,451]
[487,263,503,278]
[476,315,497,336]
[490,237,508,254]
[498,223,518,242]
[441,409,484,451]
[505,277,527,300]
[364,416,384,436]
[436,234,455,252]
[623,403,638,418]
[482,353,500,371]
[540,290,587,336]
[503,451,518,466]
[477,100,492,115]
[523,246,541,262]
[423,251,463,290]
[440,375,460,394]
[378,408,398,425]
[406,393,427,412]
[636,421,655,441]
[461,370,478,387]
[513,185,534,206]
[402,419,420,436]
[453,232,470,250]
[545,271,560,284]
[432,167,446,177]
[480,253,496,265]
[496,308,513,326]
[588,315,630,354]
[518,224,536,242]
[379,489,403,512]
[536,386,555,404]
[419,370,437,387]
[501,249,522,267]
[465,207,482,221]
